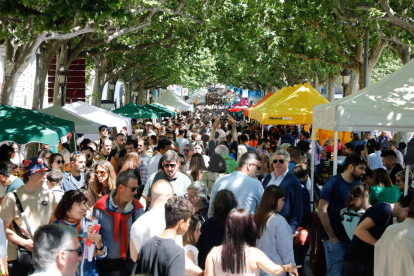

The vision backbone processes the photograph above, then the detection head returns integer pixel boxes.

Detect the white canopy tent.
[63,102,132,141]
[311,59,414,202]
[154,90,194,112]
[40,106,102,140]
[186,91,206,104]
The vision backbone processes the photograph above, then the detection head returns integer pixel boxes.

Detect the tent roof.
[154,90,193,111]
[40,105,101,134]
[254,83,329,125]
[249,86,293,119]
[244,91,273,116]
[231,98,251,108]
[144,104,176,117]
[0,104,75,146]
[63,102,131,134]
[111,103,158,119]
[313,60,414,132]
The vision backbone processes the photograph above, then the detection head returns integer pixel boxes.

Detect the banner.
[242,89,248,98]
[152,89,158,100]
[248,90,255,100]
[182,88,189,96]
[175,87,182,96]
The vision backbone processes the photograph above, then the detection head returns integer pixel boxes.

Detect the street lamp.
[57,64,68,106]
[340,68,351,98]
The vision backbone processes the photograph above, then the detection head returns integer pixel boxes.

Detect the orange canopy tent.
[244,91,273,116]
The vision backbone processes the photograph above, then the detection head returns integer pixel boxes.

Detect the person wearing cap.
[143,121,156,137]
[0,158,58,276]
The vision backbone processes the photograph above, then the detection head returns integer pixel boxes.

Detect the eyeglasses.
[251,164,261,171]
[54,160,64,165]
[273,159,285,164]
[164,164,177,168]
[95,170,107,176]
[184,194,197,200]
[396,179,403,183]
[85,154,92,158]
[65,247,83,257]
[100,128,108,132]
[124,185,138,192]
[184,149,190,152]
[180,161,185,165]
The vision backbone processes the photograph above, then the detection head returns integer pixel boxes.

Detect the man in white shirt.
[130,180,174,261]
[368,142,386,170]
[388,140,404,167]
[147,139,173,177]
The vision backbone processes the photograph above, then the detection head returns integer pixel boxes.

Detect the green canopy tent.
[144,104,176,117]
[0,104,75,147]
[112,103,158,119]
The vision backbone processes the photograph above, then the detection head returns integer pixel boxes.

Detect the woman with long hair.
[88,160,116,207]
[54,190,106,276]
[260,155,271,181]
[0,144,14,165]
[39,149,53,167]
[350,132,366,148]
[49,153,65,172]
[197,189,238,270]
[369,168,402,205]
[187,153,207,181]
[340,184,370,240]
[183,216,202,265]
[253,186,295,276]
[248,133,258,148]
[120,151,143,186]
[194,142,210,167]
[205,208,299,276]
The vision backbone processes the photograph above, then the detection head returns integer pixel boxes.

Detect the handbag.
[293,226,311,250]
[11,192,34,275]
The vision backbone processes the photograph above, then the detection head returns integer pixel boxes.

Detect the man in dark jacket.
[262,149,303,234]
[278,128,296,146]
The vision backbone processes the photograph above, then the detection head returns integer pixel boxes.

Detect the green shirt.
[369,184,402,205]
[221,154,238,174]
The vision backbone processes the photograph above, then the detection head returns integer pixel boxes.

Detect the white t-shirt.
[184,244,199,266]
[130,207,183,254]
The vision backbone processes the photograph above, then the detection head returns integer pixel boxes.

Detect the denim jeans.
[342,259,373,276]
[322,240,347,276]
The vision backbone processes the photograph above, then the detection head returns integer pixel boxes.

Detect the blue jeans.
[323,240,346,276]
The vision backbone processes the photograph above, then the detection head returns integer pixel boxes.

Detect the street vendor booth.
[244,91,273,116]
[154,90,193,112]
[112,103,158,119]
[0,104,75,147]
[312,59,414,197]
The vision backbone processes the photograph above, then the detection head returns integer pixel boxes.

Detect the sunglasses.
[95,170,107,176]
[273,159,285,164]
[100,128,108,132]
[85,154,92,158]
[65,247,83,257]
[251,164,261,171]
[184,149,190,152]
[164,164,177,168]
[124,185,138,192]
[54,160,64,165]
[180,161,185,165]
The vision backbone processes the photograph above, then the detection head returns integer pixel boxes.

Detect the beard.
[351,171,364,181]
[86,160,93,167]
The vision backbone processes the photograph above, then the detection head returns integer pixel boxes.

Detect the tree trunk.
[138,87,146,106]
[32,50,43,111]
[347,70,359,96]
[313,74,322,92]
[123,81,131,104]
[326,74,337,102]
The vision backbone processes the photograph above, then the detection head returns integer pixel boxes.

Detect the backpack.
[340,208,365,240]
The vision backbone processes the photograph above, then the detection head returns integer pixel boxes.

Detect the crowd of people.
[0,104,413,276]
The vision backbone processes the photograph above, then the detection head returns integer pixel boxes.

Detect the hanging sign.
[182,88,189,96]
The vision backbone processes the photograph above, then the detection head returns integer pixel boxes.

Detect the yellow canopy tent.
[248,86,290,120]
[254,83,329,125]
[250,85,302,121]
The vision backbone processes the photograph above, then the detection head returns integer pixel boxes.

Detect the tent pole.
[262,124,264,137]
[310,126,315,212]
[333,131,338,175]
[404,165,410,196]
